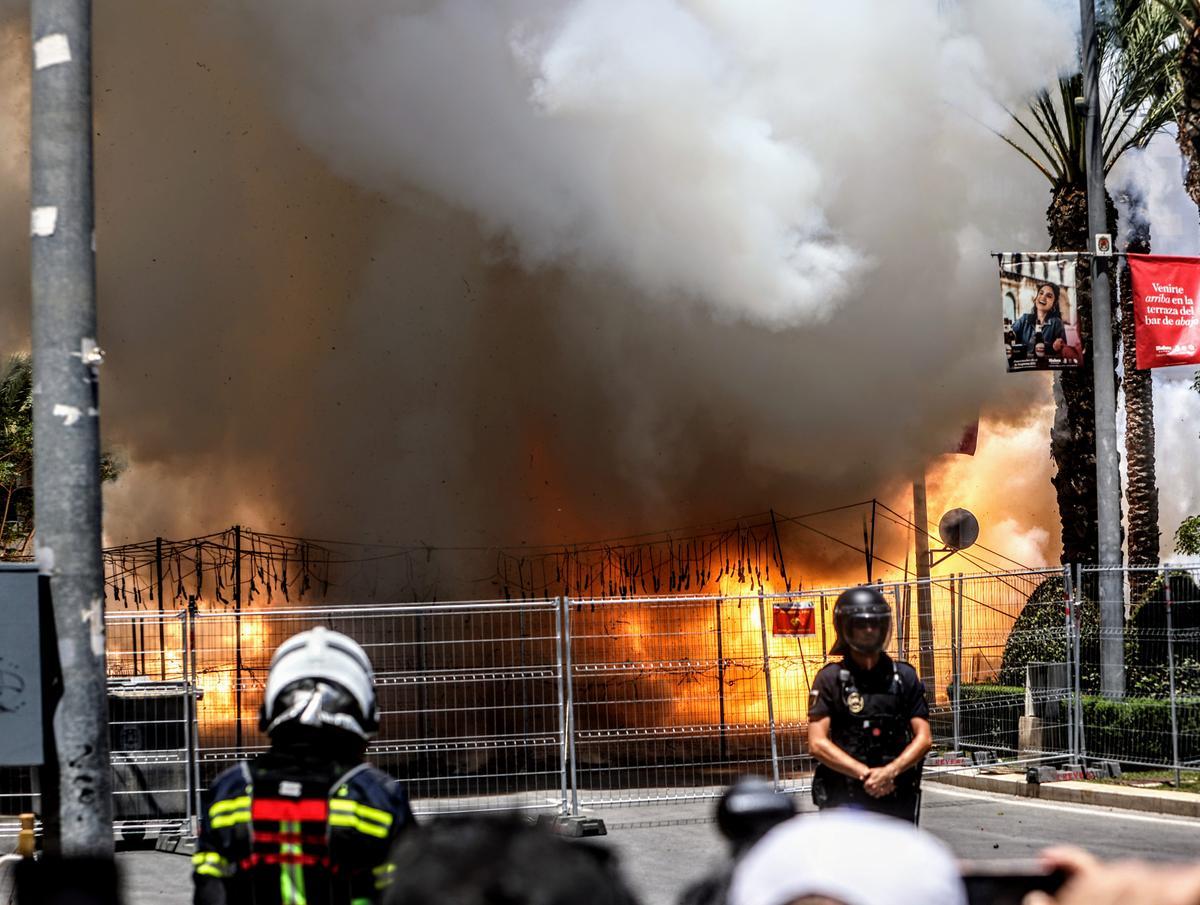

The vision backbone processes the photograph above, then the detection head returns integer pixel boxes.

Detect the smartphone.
[959,860,1068,905]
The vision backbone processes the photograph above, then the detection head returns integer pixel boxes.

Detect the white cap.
[263,627,376,731]
[728,811,966,905]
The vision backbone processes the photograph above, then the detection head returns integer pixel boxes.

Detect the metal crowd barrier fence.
[13,563,1200,838]
[1070,565,1200,781]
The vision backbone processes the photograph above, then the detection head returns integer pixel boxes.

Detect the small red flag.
[953,420,979,456]
[772,605,815,636]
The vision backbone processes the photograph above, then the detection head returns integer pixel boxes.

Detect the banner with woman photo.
[998,253,1083,372]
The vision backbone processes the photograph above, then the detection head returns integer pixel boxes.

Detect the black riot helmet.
[830,586,892,657]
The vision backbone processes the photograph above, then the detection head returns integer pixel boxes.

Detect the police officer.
[807,586,931,823]
[193,627,416,904]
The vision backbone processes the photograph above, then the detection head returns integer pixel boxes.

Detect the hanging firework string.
[491,502,880,600]
[101,527,334,611]
[100,500,899,610]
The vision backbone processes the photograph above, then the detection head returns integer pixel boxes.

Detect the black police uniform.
[808,651,928,823]
[192,741,416,905]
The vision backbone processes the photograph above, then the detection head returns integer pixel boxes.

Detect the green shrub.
[1080,694,1200,765]
[953,683,1200,766]
[1125,573,1200,697]
[953,683,1024,753]
[998,576,1102,692]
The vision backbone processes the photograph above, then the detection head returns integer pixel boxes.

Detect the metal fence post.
[757,590,781,790]
[1063,565,1075,762]
[561,595,580,816]
[553,596,569,816]
[715,596,728,763]
[156,537,166,679]
[819,591,828,660]
[952,574,962,753]
[1073,565,1086,764]
[187,598,201,833]
[1165,576,1182,790]
[180,604,196,834]
[233,525,243,750]
[891,586,904,662]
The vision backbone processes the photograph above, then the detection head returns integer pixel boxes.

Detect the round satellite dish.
[938,508,979,551]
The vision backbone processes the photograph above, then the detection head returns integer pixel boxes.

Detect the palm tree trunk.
[1178,23,1200,211]
[1045,182,1119,566]
[0,486,12,558]
[1120,224,1159,600]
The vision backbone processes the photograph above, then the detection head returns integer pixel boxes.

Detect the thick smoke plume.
[0,2,1117,594]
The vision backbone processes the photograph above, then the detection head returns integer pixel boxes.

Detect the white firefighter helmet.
[260,626,379,739]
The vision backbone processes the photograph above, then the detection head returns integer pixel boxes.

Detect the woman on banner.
[1011,281,1067,361]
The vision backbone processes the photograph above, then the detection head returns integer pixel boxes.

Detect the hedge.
[952,683,1200,766]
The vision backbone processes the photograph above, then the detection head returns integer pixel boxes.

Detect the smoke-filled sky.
[1,1,1197,587]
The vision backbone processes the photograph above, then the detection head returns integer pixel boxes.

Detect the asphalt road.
[61,786,1200,905]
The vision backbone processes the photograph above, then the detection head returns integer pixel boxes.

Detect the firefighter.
[193,627,416,905]
[807,586,931,823]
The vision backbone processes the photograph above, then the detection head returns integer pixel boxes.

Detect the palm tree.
[1151,0,1200,557]
[998,6,1178,566]
[1148,1,1200,206]
[0,354,34,559]
[1120,217,1160,591]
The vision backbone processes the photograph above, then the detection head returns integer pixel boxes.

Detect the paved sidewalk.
[5,779,1199,905]
[927,768,1200,817]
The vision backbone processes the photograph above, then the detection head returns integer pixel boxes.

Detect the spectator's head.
[716,778,797,857]
[727,811,966,905]
[384,814,639,905]
[259,627,378,749]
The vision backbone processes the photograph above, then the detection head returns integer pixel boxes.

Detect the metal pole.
[1063,565,1076,761]
[156,537,165,679]
[912,474,936,684]
[130,605,140,676]
[1165,577,1182,789]
[955,571,964,753]
[1080,0,1125,697]
[818,591,828,657]
[180,606,194,832]
[757,590,781,790]
[868,499,877,584]
[188,597,201,830]
[891,585,905,663]
[1073,565,1087,763]
[233,525,242,750]
[715,597,728,762]
[30,0,113,856]
[561,595,580,816]
[553,596,568,816]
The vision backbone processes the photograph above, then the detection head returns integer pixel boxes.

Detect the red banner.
[952,420,979,456]
[1128,254,1200,369]
[772,605,815,636]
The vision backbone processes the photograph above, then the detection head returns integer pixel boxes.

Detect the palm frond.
[998,0,1182,183]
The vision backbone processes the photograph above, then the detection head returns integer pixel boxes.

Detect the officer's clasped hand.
[863,764,898,798]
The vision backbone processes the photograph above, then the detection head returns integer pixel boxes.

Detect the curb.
[928,771,1200,819]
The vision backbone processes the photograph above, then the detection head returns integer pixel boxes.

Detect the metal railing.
[7,563,1200,836]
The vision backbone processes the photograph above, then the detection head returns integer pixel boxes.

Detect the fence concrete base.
[928,771,1200,818]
